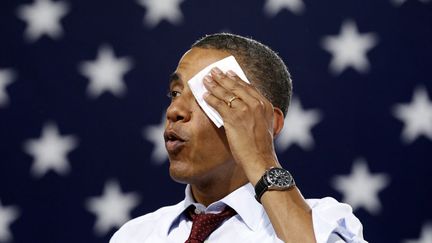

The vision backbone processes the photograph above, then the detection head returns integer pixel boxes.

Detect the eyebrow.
[169,72,182,88]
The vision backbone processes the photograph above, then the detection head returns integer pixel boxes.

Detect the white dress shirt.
[110,184,366,243]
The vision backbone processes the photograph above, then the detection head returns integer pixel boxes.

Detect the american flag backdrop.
[0,0,431,242]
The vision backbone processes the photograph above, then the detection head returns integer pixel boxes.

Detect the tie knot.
[185,205,237,243]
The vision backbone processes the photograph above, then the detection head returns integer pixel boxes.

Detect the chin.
[168,158,193,184]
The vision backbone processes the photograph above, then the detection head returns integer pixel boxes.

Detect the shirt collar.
[169,183,265,232]
[219,183,265,231]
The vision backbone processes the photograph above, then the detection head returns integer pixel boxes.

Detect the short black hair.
[192,33,292,116]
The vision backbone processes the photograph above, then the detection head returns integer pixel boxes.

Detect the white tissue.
[187,56,250,128]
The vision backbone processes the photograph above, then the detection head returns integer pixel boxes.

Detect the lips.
[164,129,187,154]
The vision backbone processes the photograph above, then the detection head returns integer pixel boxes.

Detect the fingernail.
[211,67,222,75]
[227,70,237,77]
[204,75,213,83]
[203,91,210,98]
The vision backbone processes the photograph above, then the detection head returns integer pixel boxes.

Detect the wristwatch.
[254,167,295,203]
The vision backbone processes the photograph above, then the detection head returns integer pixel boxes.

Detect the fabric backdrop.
[0,0,431,242]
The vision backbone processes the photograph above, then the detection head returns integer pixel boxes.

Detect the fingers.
[203,91,243,118]
[203,75,246,119]
[203,75,236,107]
[204,67,265,106]
[203,67,272,120]
[209,67,263,102]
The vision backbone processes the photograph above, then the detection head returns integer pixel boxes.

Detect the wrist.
[241,157,280,186]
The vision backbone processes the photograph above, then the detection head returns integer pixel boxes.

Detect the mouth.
[164,129,187,154]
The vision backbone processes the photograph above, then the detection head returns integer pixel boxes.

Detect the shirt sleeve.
[109,231,119,243]
[308,197,367,243]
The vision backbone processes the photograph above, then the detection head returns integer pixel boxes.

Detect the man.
[110,33,365,243]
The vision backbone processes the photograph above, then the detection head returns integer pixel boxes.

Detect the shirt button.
[194,208,202,214]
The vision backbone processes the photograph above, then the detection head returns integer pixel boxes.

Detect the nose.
[166,96,192,123]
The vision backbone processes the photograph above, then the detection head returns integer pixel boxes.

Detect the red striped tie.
[184,205,237,243]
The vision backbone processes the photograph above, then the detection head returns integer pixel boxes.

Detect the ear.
[272,107,285,137]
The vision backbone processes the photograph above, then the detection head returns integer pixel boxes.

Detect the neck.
[190,165,248,206]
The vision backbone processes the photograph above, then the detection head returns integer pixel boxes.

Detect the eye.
[167,90,181,99]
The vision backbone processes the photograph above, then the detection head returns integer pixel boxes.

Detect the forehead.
[174,48,231,82]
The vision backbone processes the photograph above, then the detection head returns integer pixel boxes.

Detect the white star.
[404,223,432,243]
[0,200,20,242]
[391,0,431,7]
[0,68,15,107]
[16,0,69,42]
[23,122,78,178]
[276,98,322,151]
[85,180,140,236]
[137,0,184,28]
[393,86,432,144]
[332,158,390,215]
[79,45,133,98]
[321,20,378,75]
[143,113,167,164]
[263,0,305,16]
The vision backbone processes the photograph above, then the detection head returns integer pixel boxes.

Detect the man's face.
[164,47,234,185]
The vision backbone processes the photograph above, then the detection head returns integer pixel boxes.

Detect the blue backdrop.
[0,0,431,242]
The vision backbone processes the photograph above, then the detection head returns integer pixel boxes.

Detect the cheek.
[194,119,231,159]
[187,101,232,158]
[195,110,220,139]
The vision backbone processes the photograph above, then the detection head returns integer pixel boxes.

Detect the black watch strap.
[254,176,268,203]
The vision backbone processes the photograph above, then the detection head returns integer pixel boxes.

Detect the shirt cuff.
[310,197,366,243]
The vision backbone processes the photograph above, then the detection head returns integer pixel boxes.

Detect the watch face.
[267,168,293,187]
